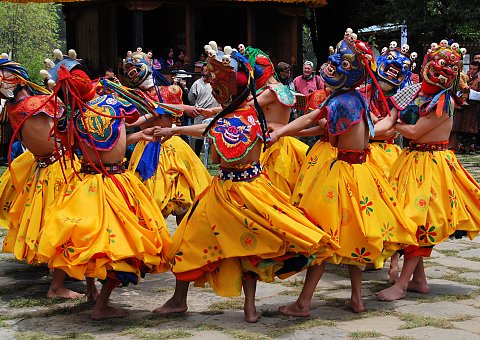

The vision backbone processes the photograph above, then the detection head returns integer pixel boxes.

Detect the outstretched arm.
[269,109,322,144]
[154,123,208,142]
[126,127,158,145]
[394,112,449,140]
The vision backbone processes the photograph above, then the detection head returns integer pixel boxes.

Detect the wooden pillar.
[133,10,143,48]
[291,15,298,66]
[186,4,195,66]
[246,7,255,46]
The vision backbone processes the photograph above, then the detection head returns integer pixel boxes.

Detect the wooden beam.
[186,3,195,66]
[133,10,143,48]
[246,6,255,46]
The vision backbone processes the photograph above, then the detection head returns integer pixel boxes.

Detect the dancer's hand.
[183,105,201,118]
[154,126,175,142]
[141,127,159,142]
[267,130,280,147]
[267,122,284,132]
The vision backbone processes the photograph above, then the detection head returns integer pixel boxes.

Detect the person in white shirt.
[187,64,219,155]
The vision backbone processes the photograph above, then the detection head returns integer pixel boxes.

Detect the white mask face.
[0,70,17,99]
[138,75,154,90]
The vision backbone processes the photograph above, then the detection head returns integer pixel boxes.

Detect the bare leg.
[345,265,365,313]
[278,263,325,317]
[91,279,128,320]
[376,256,421,301]
[153,279,189,314]
[47,269,84,299]
[243,274,260,323]
[86,277,99,302]
[388,253,400,284]
[407,257,429,294]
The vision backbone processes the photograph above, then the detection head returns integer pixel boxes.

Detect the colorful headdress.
[377,41,417,90]
[320,29,390,117]
[421,40,463,91]
[0,58,48,99]
[203,41,268,149]
[123,47,170,90]
[41,48,96,102]
[320,28,373,91]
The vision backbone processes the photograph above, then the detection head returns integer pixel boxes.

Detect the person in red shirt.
[293,60,325,95]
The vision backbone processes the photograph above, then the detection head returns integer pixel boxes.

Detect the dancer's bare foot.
[388,266,399,284]
[345,298,365,313]
[375,284,407,301]
[47,287,84,299]
[91,305,129,320]
[244,305,260,323]
[278,302,311,317]
[407,280,429,294]
[153,298,188,314]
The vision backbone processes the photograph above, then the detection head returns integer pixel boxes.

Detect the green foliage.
[351,0,480,42]
[0,3,63,84]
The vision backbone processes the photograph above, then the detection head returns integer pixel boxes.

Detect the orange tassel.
[435,93,445,117]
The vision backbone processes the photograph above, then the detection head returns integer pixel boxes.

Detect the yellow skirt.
[2,155,78,264]
[390,149,480,246]
[291,140,337,206]
[298,158,418,268]
[170,174,338,297]
[38,171,172,282]
[260,136,308,196]
[369,141,402,177]
[129,136,211,217]
[0,151,35,229]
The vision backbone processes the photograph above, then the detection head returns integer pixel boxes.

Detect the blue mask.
[320,40,365,90]
[377,49,412,89]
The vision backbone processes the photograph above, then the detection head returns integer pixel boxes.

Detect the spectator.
[174,49,186,69]
[451,61,480,153]
[473,52,480,63]
[187,64,219,155]
[293,60,325,95]
[157,47,175,70]
[276,62,295,91]
[104,68,121,84]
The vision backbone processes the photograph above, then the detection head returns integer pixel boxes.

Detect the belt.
[80,162,126,175]
[218,162,262,182]
[336,148,370,164]
[409,141,448,151]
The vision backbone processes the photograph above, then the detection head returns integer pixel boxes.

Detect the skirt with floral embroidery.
[37,170,172,281]
[260,136,308,196]
[2,153,79,264]
[369,141,402,177]
[389,148,480,247]
[170,172,339,297]
[291,140,337,206]
[129,136,211,217]
[0,151,35,230]
[297,157,418,269]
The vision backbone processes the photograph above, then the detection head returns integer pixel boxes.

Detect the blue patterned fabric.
[323,90,374,137]
[136,141,161,180]
[76,95,136,151]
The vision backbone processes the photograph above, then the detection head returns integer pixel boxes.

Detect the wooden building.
[10,0,327,76]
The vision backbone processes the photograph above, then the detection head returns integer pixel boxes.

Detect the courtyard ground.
[0,154,478,340]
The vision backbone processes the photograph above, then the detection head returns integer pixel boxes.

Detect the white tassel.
[39,69,51,79]
[44,58,55,69]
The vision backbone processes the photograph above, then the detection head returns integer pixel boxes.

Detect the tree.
[0,3,63,84]
[307,0,480,65]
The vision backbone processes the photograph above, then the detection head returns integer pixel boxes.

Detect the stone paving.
[0,154,478,340]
